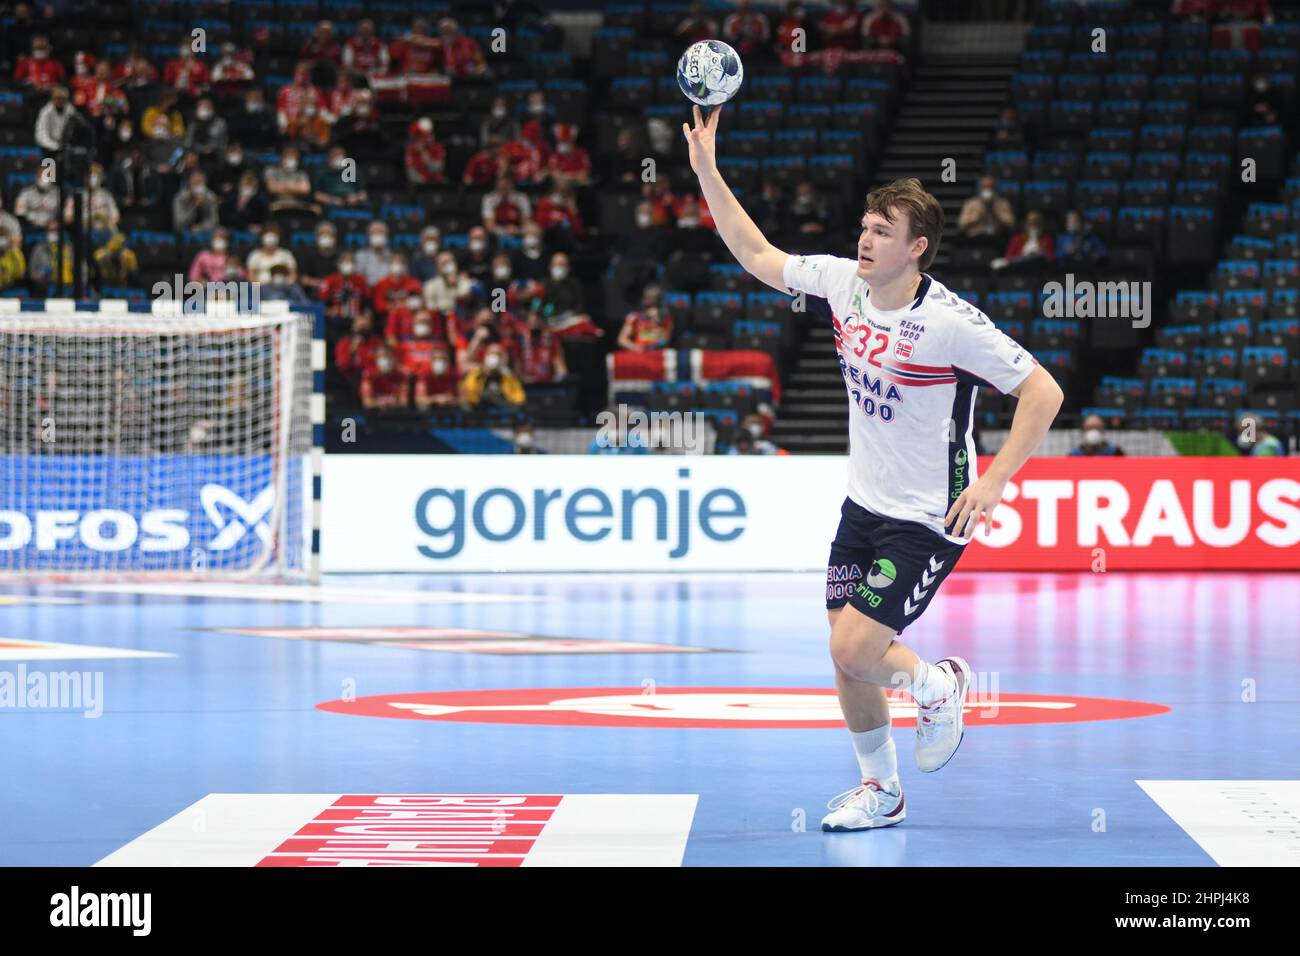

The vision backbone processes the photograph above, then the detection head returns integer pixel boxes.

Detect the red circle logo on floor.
[317,687,1169,728]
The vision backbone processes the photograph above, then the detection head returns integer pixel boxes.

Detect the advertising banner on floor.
[321,455,1300,572]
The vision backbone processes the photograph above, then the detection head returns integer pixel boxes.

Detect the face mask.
[47,234,59,246]
[246,101,263,113]
[240,185,256,198]
[227,152,242,165]
[485,353,502,370]
[369,234,386,249]
[318,237,335,251]
[34,49,49,60]
[212,239,228,252]
[422,241,439,255]
[980,188,994,201]
[441,263,457,277]
[551,267,568,281]
[197,108,214,121]
[492,106,507,119]
[523,238,540,255]
[746,423,764,439]
[493,266,511,281]
[413,325,431,338]
[89,174,102,188]
[262,234,278,249]
[432,360,448,375]
[469,240,486,254]
[282,158,299,172]
[153,122,170,137]
[636,213,652,228]
[529,103,545,115]
[339,262,354,275]
[389,263,405,277]
[376,358,393,373]
[516,432,533,450]
[678,217,699,228]
[1084,428,1103,446]
[118,126,133,141]
[329,157,344,169]
[557,143,572,154]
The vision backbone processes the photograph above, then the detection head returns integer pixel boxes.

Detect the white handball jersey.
[783,254,1037,542]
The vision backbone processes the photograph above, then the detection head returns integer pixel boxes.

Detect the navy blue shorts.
[825,497,967,634]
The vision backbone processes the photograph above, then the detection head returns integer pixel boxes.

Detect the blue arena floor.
[1,571,1296,867]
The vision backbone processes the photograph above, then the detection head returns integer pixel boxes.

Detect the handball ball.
[677,39,744,108]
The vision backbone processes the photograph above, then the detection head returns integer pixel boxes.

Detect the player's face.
[856,208,921,283]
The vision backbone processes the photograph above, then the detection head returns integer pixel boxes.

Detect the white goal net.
[0,305,316,580]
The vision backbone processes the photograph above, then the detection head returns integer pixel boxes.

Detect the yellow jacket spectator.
[27,230,76,288]
[0,232,26,290]
[460,346,526,408]
[94,232,138,285]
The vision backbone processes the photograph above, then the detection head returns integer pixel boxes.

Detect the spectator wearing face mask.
[409,226,443,283]
[298,224,339,294]
[414,345,460,410]
[482,174,532,238]
[541,252,602,338]
[27,226,76,292]
[246,226,296,284]
[15,36,66,91]
[998,211,1054,270]
[342,19,390,78]
[314,144,368,208]
[227,89,276,146]
[90,231,135,288]
[480,96,518,148]
[395,310,443,374]
[1070,415,1124,457]
[211,43,256,98]
[373,254,423,322]
[513,223,548,282]
[0,231,26,293]
[513,305,567,385]
[14,177,59,229]
[141,89,185,142]
[406,117,448,185]
[461,344,526,410]
[545,125,591,186]
[729,413,784,455]
[184,97,227,158]
[386,292,439,345]
[172,169,217,234]
[535,178,586,249]
[489,253,541,311]
[189,228,235,282]
[221,170,270,231]
[361,345,410,409]
[462,226,495,286]
[1055,209,1107,267]
[61,162,119,232]
[34,85,77,153]
[210,141,249,198]
[264,145,319,216]
[108,143,162,210]
[164,41,211,97]
[436,17,488,79]
[618,284,674,351]
[335,311,380,387]
[355,222,393,287]
[276,65,327,140]
[723,0,772,58]
[959,174,1016,241]
[320,252,369,334]
[422,251,476,315]
[262,263,311,305]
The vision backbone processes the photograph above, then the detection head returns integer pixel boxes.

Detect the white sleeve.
[782,254,856,299]
[946,309,1037,395]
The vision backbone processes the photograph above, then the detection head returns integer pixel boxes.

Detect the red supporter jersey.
[514,328,562,383]
[361,369,409,401]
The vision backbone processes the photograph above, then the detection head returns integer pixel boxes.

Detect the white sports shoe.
[821,780,906,832]
[914,656,972,772]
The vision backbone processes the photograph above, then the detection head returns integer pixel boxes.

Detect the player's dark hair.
[863,178,944,271]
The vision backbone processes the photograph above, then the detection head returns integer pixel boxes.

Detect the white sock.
[911,659,956,708]
[849,726,899,791]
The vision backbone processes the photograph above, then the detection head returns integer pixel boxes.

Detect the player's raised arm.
[682,105,789,293]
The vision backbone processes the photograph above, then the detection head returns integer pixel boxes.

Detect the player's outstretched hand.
[681,104,720,177]
[944,472,1007,540]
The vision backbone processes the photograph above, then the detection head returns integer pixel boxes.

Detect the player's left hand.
[944,472,1007,540]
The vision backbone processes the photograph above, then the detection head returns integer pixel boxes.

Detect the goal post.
[0,298,324,582]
